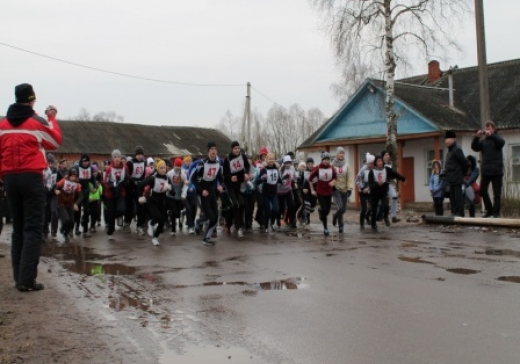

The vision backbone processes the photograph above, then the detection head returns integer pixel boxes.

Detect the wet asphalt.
[36,217,520,364]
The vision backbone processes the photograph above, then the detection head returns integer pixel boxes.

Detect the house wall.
[299,131,520,204]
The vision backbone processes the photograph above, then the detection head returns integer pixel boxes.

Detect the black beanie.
[445,130,457,139]
[80,154,90,162]
[306,157,314,164]
[15,83,36,103]
[135,146,144,155]
[208,141,217,150]
[231,140,240,149]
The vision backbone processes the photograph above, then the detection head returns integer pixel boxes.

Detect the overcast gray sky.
[1,0,518,128]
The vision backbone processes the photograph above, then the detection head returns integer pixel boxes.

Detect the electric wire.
[0,41,244,87]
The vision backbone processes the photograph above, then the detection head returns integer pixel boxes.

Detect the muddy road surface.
[2,214,520,364]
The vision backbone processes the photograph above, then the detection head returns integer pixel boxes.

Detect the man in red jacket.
[0,83,62,292]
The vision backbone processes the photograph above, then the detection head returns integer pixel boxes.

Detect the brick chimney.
[427,60,442,83]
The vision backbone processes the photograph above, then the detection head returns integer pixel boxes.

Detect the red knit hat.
[174,158,183,167]
[259,146,268,156]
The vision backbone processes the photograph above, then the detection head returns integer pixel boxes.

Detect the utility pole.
[242,82,252,155]
[475,0,491,128]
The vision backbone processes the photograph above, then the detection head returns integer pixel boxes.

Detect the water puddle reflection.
[497,276,520,283]
[172,277,308,291]
[445,268,480,275]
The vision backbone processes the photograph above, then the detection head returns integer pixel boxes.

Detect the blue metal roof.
[315,80,439,143]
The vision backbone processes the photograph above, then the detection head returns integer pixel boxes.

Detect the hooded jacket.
[0,103,62,176]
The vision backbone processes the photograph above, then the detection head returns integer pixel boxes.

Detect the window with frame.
[426,149,444,183]
[511,145,520,182]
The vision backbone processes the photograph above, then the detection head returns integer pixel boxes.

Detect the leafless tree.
[217,109,241,142]
[71,108,125,123]
[92,111,124,123]
[311,0,470,167]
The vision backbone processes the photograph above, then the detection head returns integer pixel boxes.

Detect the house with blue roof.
[298,59,520,206]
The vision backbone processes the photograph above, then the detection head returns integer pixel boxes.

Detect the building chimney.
[428,60,442,83]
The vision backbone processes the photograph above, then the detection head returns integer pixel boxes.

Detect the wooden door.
[401,157,415,204]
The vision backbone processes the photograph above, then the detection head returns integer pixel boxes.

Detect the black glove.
[347,190,352,198]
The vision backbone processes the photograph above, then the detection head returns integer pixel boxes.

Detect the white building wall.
[305,131,520,203]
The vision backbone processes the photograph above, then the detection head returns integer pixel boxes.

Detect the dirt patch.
[0,243,118,364]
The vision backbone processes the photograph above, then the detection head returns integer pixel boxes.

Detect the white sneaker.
[147,221,154,237]
[152,237,160,246]
[136,227,144,235]
[108,234,115,241]
[237,228,244,238]
[271,224,277,232]
[170,231,176,236]
[188,227,195,234]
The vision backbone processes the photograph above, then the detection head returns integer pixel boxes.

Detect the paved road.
[37,217,520,364]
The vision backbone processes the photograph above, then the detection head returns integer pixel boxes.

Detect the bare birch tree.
[311,0,469,166]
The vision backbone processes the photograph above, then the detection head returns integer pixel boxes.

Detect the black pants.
[74,190,90,232]
[227,183,244,229]
[332,190,349,228]
[449,183,464,217]
[359,193,370,226]
[278,192,296,227]
[4,173,45,286]
[147,196,167,238]
[197,191,219,240]
[433,196,444,216]
[89,200,100,228]
[370,193,388,227]
[44,194,59,235]
[243,193,255,230]
[184,195,198,229]
[58,205,75,235]
[124,183,146,228]
[105,195,125,235]
[166,197,183,232]
[480,174,503,217]
[317,194,332,228]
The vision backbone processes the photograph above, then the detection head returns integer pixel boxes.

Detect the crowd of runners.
[39,140,407,247]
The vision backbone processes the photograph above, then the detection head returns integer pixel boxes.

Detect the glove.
[347,190,352,198]
[165,184,172,191]
[261,174,267,182]
[138,196,147,204]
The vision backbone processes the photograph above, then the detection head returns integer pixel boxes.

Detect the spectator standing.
[429,160,445,216]
[0,84,62,291]
[471,121,505,218]
[444,131,467,217]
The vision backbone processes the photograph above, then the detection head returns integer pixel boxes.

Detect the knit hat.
[336,147,345,154]
[321,152,331,160]
[306,157,314,164]
[156,160,166,170]
[68,169,78,176]
[183,155,192,163]
[80,154,90,162]
[135,146,144,155]
[147,157,154,166]
[259,146,268,156]
[298,161,306,170]
[366,154,375,164]
[231,140,240,149]
[92,164,99,173]
[15,83,36,103]
[46,153,55,163]
[111,149,122,158]
[174,157,183,167]
[207,141,217,150]
[282,155,292,164]
[445,130,457,139]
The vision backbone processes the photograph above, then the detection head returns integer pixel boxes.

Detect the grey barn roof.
[54,120,232,156]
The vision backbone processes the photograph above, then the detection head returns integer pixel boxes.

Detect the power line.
[0,41,244,87]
